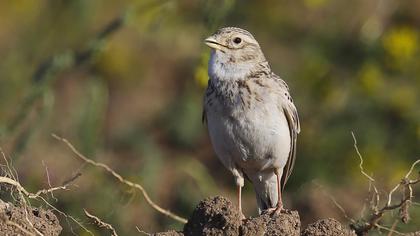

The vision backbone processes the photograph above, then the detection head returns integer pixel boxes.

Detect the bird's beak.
[204,36,225,51]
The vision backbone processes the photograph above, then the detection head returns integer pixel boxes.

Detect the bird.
[202,27,300,217]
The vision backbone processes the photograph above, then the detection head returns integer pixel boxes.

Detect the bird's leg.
[233,171,245,220]
[237,185,245,220]
[274,169,284,215]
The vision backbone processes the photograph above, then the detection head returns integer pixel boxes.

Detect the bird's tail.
[249,171,279,214]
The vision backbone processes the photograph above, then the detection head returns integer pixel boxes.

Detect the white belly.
[206,100,291,174]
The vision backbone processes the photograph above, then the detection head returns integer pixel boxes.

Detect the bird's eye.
[233,37,242,44]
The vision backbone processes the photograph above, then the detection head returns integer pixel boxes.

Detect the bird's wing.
[202,79,214,125]
[202,109,207,124]
[273,75,300,191]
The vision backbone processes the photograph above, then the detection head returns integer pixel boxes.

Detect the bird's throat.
[209,50,255,81]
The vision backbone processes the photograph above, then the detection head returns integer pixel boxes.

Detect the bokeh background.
[0,0,419,235]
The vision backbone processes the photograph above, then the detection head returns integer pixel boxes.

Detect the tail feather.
[249,171,279,214]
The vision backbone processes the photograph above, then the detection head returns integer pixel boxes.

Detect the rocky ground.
[0,196,418,235]
[156,196,356,236]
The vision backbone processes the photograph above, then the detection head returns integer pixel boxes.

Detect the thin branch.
[350,132,420,235]
[351,132,380,215]
[62,172,82,186]
[0,147,17,181]
[0,149,44,236]
[52,134,188,224]
[375,223,405,236]
[38,196,93,236]
[84,209,118,236]
[351,132,375,183]
[0,173,91,235]
[42,160,57,201]
[0,176,73,200]
[136,226,151,235]
[387,159,420,207]
[404,159,420,179]
[0,176,33,197]
[386,219,398,236]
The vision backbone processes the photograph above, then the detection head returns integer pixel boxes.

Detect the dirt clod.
[184,196,242,236]
[241,210,300,236]
[302,218,356,236]
[157,196,364,236]
[182,196,301,236]
[0,200,62,236]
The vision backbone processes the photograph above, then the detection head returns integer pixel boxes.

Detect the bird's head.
[205,27,267,80]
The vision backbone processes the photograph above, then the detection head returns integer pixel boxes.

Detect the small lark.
[203,27,300,217]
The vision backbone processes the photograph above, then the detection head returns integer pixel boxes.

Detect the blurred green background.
[0,0,419,235]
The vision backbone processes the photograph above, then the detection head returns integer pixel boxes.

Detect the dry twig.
[0,175,92,235]
[84,209,118,236]
[351,132,380,212]
[350,132,420,236]
[42,160,57,201]
[52,134,188,224]
[136,226,151,236]
[0,148,91,235]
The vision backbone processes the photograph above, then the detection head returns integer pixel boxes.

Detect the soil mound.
[0,200,62,236]
[184,196,242,236]
[302,218,356,236]
[157,196,354,236]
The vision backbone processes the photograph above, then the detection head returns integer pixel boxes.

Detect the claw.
[261,207,276,214]
[273,205,286,215]
[239,211,246,220]
[262,205,287,216]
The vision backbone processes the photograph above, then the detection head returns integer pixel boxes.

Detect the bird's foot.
[273,205,286,215]
[263,206,288,216]
[239,211,246,221]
